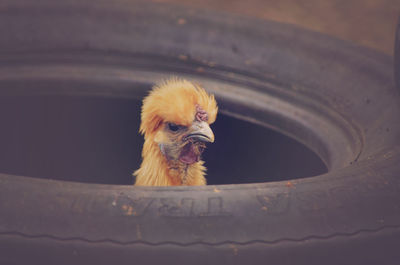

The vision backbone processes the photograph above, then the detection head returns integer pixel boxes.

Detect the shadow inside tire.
[0,94,327,185]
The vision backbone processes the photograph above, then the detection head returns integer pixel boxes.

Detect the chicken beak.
[185,121,214,143]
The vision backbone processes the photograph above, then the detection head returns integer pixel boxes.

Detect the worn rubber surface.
[1,1,400,264]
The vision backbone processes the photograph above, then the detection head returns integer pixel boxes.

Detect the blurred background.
[151,0,400,55]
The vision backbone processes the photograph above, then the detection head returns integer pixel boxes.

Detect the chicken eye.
[167,122,181,132]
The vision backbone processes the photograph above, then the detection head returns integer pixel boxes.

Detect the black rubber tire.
[1,1,400,264]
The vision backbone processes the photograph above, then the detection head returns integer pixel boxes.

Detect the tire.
[0,1,400,264]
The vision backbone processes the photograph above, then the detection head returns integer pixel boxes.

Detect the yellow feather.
[134,78,218,186]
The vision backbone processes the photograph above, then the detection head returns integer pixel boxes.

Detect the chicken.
[133,78,218,186]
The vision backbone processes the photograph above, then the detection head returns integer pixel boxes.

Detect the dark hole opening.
[0,95,327,185]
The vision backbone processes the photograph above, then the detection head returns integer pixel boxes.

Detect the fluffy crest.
[139,78,218,137]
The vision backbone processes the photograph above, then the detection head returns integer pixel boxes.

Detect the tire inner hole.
[0,95,327,185]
